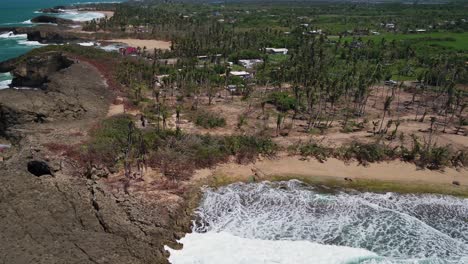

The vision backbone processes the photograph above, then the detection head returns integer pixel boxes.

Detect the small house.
[230,71,251,79]
[308,29,323,35]
[265,48,288,55]
[238,59,263,69]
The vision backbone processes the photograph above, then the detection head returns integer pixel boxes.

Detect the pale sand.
[194,154,468,190]
[109,39,172,50]
[96,11,114,18]
[76,10,114,19]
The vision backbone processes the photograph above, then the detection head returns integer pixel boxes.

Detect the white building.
[238,59,263,69]
[230,71,251,79]
[265,48,289,55]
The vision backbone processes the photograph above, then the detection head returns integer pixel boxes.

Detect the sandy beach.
[194,154,468,194]
[109,38,172,50]
[96,11,114,18]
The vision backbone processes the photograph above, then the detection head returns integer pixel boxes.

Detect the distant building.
[265,48,288,55]
[308,29,323,35]
[238,59,263,69]
[416,29,427,33]
[226,84,238,93]
[230,71,251,79]
[371,31,380,35]
[385,23,395,29]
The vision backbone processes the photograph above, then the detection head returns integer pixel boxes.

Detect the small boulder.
[27,160,53,177]
[452,181,460,186]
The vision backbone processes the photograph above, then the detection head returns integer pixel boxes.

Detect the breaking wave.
[0,31,27,39]
[167,181,468,264]
[55,10,105,21]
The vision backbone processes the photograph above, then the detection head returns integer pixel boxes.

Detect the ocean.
[167,181,468,264]
[0,0,122,88]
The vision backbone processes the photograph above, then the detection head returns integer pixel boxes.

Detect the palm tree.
[379,96,393,135]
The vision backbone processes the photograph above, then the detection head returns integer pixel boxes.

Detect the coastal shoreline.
[194,154,468,197]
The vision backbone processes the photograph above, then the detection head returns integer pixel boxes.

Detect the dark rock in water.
[26,30,80,44]
[0,27,18,34]
[10,51,73,88]
[38,7,66,13]
[27,160,53,176]
[30,15,74,25]
[0,57,17,73]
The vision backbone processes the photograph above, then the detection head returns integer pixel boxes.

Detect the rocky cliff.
[0,53,194,263]
[9,51,74,88]
[0,52,96,138]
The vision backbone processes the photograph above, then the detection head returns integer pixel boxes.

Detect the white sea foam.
[166,231,380,264]
[181,181,468,264]
[0,80,11,90]
[0,31,47,47]
[0,32,27,39]
[99,44,124,52]
[17,40,47,46]
[57,10,105,21]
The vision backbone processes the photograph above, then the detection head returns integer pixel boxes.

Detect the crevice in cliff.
[89,183,110,233]
[73,242,99,264]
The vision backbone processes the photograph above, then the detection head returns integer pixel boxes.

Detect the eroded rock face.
[10,52,73,88]
[26,30,81,44]
[0,53,110,139]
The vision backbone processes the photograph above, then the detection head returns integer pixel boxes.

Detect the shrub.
[193,111,226,129]
[224,135,277,158]
[267,91,297,112]
[338,141,396,165]
[451,149,468,168]
[298,142,332,162]
[146,132,277,179]
[84,114,135,168]
[418,146,452,170]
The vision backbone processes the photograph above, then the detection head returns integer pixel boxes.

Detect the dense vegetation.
[60,1,468,182]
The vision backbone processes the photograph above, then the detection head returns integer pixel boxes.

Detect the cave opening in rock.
[27,160,52,176]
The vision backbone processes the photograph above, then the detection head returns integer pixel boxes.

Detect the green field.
[340,32,468,51]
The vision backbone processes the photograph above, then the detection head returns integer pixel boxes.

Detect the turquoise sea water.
[0,0,122,87]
